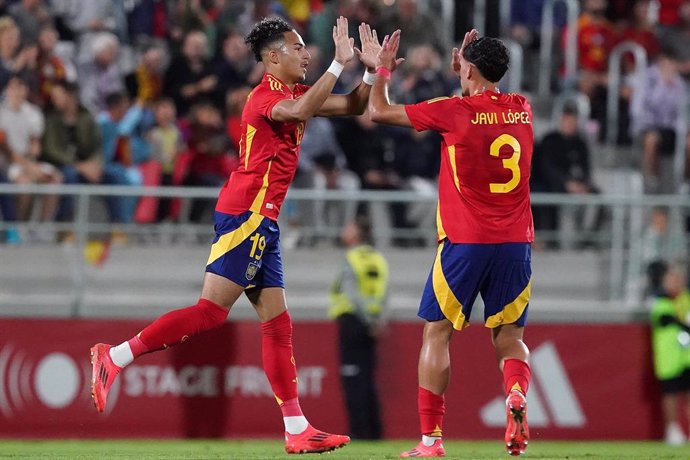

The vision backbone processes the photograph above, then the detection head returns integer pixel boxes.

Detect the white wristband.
[362,70,376,85]
[326,60,344,78]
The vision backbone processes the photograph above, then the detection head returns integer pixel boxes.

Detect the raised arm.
[367,30,411,128]
[316,23,380,117]
[271,16,354,122]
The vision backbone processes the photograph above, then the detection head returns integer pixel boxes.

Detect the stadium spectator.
[641,207,688,296]
[163,29,217,116]
[0,74,61,229]
[50,0,128,62]
[570,0,618,140]
[124,44,166,104]
[296,116,360,244]
[36,25,76,107]
[390,44,446,244]
[97,92,153,231]
[212,29,262,99]
[0,16,35,92]
[650,264,690,446]
[630,50,688,192]
[148,96,185,222]
[380,0,446,56]
[531,106,602,247]
[369,29,533,457]
[335,114,408,246]
[0,142,20,244]
[77,32,125,114]
[658,1,690,81]
[126,0,169,46]
[329,216,387,440]
[89,16,383,454]
[41,80,102,224]
[183,101,234,223]
[8,0,52,45]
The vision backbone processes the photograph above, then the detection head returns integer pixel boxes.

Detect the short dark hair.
[463,37,510,83]
[105,92,128,109]
[245,17,292,62]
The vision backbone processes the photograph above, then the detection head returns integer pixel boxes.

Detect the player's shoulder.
[502,92,532,111]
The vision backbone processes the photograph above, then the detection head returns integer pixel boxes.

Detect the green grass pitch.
[0,439,689,459]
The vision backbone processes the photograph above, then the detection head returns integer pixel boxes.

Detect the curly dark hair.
[463,37,510,83]
[245,17,293,62]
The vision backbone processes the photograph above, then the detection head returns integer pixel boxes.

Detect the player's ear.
[266,48,281,65]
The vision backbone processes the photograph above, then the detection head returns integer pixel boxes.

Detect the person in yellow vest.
[650,264,690,446]
[329,216,389,439]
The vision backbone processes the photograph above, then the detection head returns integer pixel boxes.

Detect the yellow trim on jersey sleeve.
[206,212,265,265]
[485,279,532,328]
[447,145,461,192]
[249,159,274,214]
[432,242,468,330]
[426,96,451,104]
[244,124,257,170]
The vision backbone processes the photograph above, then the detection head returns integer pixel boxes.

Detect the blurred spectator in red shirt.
[658,1,690,81]
[619,0,661,72]
[184,101,235,222]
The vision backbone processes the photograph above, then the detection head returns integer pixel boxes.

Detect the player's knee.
[196,298,230,328]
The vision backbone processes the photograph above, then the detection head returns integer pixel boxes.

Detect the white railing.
[0,184,688,315]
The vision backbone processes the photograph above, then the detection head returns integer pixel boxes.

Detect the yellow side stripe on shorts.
[206,213,265,266]
[432,242,469,330]
[485,279,532,328]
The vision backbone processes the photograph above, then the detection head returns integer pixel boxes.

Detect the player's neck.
[470,81,499,96]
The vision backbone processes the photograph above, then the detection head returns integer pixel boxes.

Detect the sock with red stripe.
[261,311,308,434]
[503,358,531,395]
[419,386,445,441]
[109,298,229,367]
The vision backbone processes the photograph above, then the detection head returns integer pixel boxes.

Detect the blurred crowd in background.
[0,0,688,256]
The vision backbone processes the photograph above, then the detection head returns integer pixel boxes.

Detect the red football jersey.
[405,91,534,244]
[216,73,308,220]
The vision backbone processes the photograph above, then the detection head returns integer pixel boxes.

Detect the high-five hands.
[355,22,381,71]
[333,16,355,65]
[376,29,405,71]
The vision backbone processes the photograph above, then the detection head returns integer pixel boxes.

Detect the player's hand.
[354,22,380,71]
[451,29,478,78]
[459,28,479,57]
[376,29,405,71]
[332,16,355,65]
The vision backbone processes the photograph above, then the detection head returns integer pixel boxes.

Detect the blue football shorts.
[418,241,532,330]
[205,210,284,292]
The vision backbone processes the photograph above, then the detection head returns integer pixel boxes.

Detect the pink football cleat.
[284,424,350,454]
[90,343,122,413]
[400,439,445,457]
[505,390,529,456]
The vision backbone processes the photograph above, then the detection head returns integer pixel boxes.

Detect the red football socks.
[503,358,531,395]
[134,298,229,356]
[419,386,445,437]
[261,311,299,405]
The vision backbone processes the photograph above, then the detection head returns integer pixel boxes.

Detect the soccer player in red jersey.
[369,30,534,457]
[90,16,383,454]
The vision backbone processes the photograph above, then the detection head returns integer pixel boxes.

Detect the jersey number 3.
[489,134,521,194]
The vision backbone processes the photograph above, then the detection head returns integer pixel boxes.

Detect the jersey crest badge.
[246,260,260,281]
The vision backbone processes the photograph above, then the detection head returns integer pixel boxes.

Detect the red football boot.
[505,390,529,456]
[90,343,122,413]
[400,439,445,458]
[284,424,350,454]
